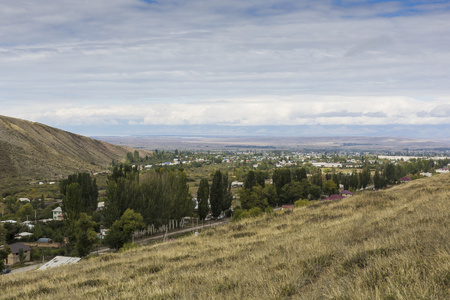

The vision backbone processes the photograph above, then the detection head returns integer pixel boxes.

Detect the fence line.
[132,217,199,239]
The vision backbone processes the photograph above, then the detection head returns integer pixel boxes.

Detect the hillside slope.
[0,115,145,184]
[1,174,449,299]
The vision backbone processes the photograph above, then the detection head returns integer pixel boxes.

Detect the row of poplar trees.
[197,170,233,221]
[104,165,194,227]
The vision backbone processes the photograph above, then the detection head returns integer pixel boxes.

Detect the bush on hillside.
[294,199,310,208]
[248,207,262,218]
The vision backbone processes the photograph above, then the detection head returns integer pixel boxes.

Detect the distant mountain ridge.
[0,115,146,184]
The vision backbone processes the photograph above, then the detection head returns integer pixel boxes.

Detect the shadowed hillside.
[1,174,449,299]
[0,115,147,184]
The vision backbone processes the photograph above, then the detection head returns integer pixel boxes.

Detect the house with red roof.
[340,190,354,197]
[400,177,412,183]
[281,205,294,210]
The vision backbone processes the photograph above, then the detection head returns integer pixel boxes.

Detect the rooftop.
[9,242,31,254]
[38,256,81,271]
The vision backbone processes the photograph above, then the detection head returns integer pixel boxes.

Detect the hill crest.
[0,115,146,184]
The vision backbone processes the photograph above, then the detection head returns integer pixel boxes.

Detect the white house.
[97,202,105,211]
[53,207,63,221]
[15,232,33,239]
[436,167,449,174]
[231,181,244,188]
[420,172,433,177]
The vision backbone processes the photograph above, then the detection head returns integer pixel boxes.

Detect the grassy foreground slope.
[2,175,449,299]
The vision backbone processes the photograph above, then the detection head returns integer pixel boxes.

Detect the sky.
[1,0,450,138]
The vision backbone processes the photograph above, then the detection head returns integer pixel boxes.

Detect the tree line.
[197,170,232,221]
[104,165,194,227]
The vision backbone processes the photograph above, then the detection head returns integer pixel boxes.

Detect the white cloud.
[0,0,449,134]
[2,95,448,128]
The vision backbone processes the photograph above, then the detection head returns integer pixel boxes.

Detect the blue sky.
[0,0,449,137]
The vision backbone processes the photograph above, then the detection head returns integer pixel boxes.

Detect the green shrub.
[231,208,244,222]
[264,206,274,215]
[294,199,310,208]
[248,207,262,218]
[119,242,139,252]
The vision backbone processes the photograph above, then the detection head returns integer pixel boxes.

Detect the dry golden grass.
[1,174,449,299]
[0,115,150,184]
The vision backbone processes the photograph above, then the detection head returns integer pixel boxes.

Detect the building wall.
[5,250,31,265]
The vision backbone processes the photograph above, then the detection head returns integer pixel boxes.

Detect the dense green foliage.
[210,170,232,218]
[104,167,194,227]
[60,173,99,216]
[0,245,11,273]
[75,213,98,257]
[197,178,209,221]
[104,209,145,250]
[272,168,291,196]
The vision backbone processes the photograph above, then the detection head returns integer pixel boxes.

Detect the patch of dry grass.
[1,174,449,299]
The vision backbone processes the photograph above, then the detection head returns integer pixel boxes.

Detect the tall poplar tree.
[60,173,98,215]
[210,170,223,218]
[197,178,210,221]
[221,172,233,213]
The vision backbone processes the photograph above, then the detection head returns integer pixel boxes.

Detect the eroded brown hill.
[0,115,147,183]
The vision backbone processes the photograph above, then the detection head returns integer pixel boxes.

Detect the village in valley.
[2,147,450,275]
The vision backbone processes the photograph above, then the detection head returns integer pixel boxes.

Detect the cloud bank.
[1,0,449,135]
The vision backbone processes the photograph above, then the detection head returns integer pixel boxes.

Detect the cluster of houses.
[436,166,449,174]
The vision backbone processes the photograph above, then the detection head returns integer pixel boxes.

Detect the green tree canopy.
[105,209,145,250]
[197,178,210,221]
[293,168,307,182]
[60,173,98,215]
[210,170,224,218]
[308,185,323,200]
[272,168,291,197]
[17,203,34,221]
[63,183,82,221]
[0,245,11,273]
[75,213,98,257]
[279,181,309,204]
[322,180,338,196]
[310,169,323,188]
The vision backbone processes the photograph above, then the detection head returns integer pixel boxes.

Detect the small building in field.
[15,232,33,240]
[38,256,81,270]
[97,202,105,211]
[37,238,53,244]
[19,198,31,203]
[436,167,449,174]
[420,172,432,177]
[340,190,354,197]
[231,181,244,188]
[1,220,17,224]
[400,177,412,183]
[3,242,31,266]
[281,205,294,210]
